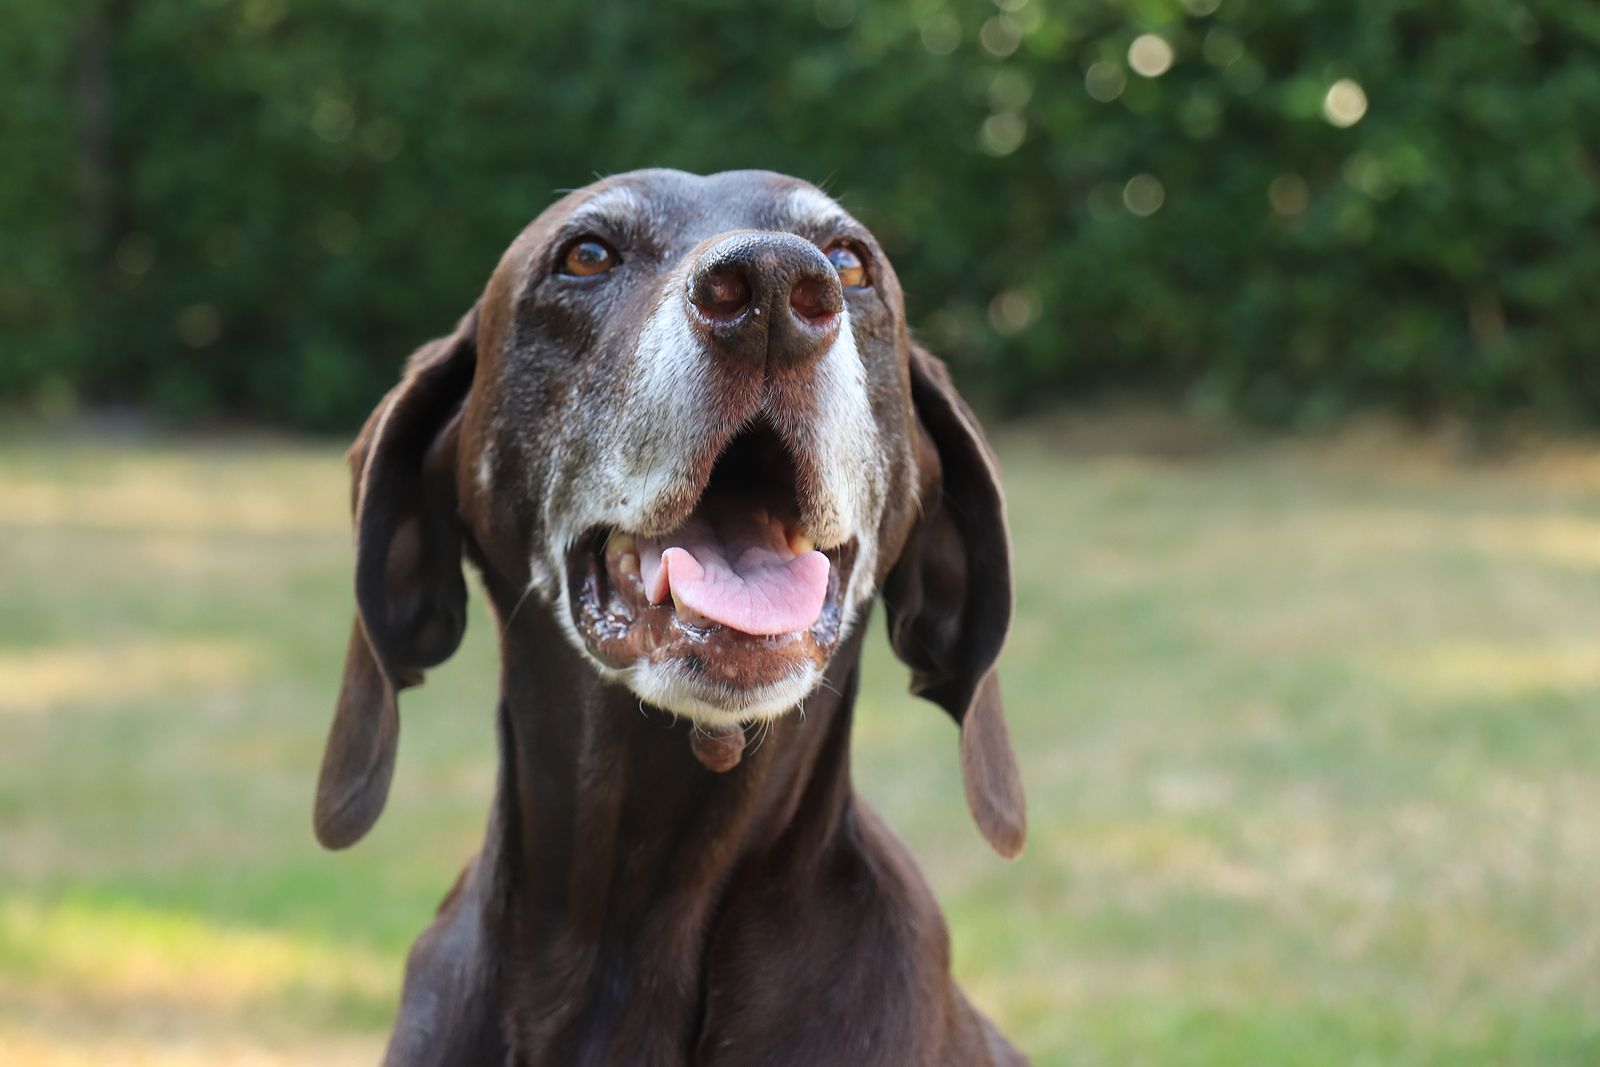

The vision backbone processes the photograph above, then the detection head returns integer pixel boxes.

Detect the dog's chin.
[617,659,825,727]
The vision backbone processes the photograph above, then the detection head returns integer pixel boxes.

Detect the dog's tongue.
[639,493,829,636]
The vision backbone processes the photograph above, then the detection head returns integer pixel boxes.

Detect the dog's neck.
[478,588,865,1056]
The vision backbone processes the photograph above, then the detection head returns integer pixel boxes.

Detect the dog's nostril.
[691,267,753,321]
[789,275,841,325]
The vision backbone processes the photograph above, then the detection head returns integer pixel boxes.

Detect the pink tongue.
[638,493,830,636]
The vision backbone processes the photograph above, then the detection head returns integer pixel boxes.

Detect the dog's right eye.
[560,237,620,277]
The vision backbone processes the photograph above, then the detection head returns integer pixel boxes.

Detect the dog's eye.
[561,238,619,277]
[823,242,869,289]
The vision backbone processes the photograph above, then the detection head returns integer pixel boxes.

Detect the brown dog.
[314,169,1028,1065]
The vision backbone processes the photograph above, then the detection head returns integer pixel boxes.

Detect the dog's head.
[314,169,1024,857]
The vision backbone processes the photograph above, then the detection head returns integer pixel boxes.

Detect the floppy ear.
[314,307,478,849]
[883,345,1026,858]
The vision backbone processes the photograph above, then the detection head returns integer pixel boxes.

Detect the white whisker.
[501,576,539,634]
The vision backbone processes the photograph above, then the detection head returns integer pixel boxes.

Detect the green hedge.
[4,0,1598,428]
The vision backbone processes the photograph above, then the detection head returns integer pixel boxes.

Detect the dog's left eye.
[561,238,619,277]
[823,241,869,289]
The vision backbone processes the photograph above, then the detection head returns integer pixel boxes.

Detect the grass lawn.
[2,417,1599,1065]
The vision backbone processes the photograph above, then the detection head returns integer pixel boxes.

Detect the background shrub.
[3,0,1597,429]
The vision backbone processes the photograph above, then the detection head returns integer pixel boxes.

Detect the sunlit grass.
[2,418,1599,1064]
[1379,641,1600,699]
[0,895,392,1021]
[0,444,346,534]
[0,639,261,715]
[0,1030,380,1067]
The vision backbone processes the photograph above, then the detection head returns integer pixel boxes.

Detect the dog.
[314,168,1028,1065]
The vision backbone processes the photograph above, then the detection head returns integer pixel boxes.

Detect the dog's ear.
[314,306,478,850]
[884,345,1025,858]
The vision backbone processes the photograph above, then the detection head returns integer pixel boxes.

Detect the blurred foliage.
[2,0,1598,428]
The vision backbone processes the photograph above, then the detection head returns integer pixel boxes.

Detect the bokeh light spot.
[1202,28,1243,66]
[989,68,1035,110]
[1343,151,1396,199]
[362,117,405,161]
[1323,78,1368,127]
[311,97,355,143]
[988,289,1040,336]
[176,304,222,349]
[980,14,1022,57]
[1123,174,1165,217]
[979,112,1027,156]
[1085,61,1126,103]
[920,13,961,55]
[1128,34,1174,78]
[114,234,156,277]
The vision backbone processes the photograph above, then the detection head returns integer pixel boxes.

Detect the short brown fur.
[312,170,1028,1065]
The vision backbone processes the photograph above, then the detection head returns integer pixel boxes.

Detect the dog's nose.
[687,233,843,368]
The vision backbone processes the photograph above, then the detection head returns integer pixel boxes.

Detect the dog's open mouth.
[567,418,856,719]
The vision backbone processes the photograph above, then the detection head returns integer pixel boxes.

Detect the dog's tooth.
[787,527,815,556]
[607,530,637,555]
[670,588,715,627]
[618,553,639,576]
